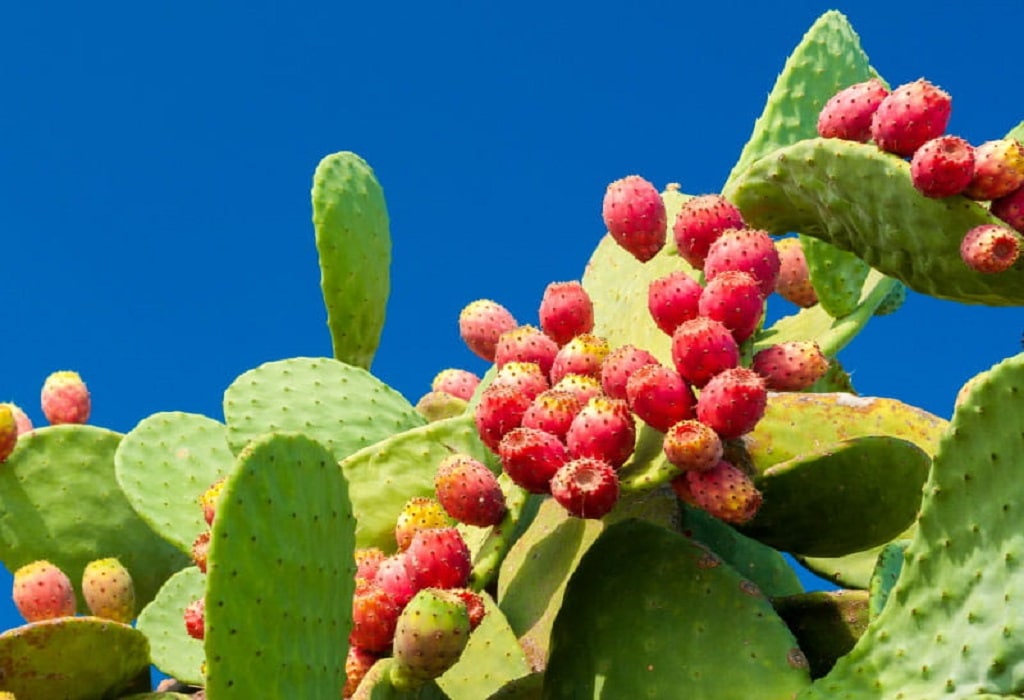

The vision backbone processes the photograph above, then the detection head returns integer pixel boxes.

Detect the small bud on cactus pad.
[434,453,507,527]
[0,404,16,463]
[199,476,227,527]
[192,530,211,573]
[698,270,766,343]
[549,333,611,385]
[671,316,740,388]
[752,340,831,391]
[910,135,975,198]
[960,224,1022,274]
[344,646,380,699]
[394,497,452,552]
[816,78,889,142]
[459,299,518,362]
[703,228,781,298]
[40,370,91,425]
[991,185,1024,234]
[648,270,703,336]
[405,527,472,590]
[869,78,952,157]
[12,559,76,621]
[521,389,583,442]
[474,384,533,452]
[625,363,695,433]
[566,395,636,469]
[498,426,568,493]
[599,344,659,400]
[695,367,768,439]
[663,419,724,472]
[184,597,206,641]
[431,368,481,401]
[672,194,746,268]
[350,585,401,652]
[493,324,560,376]
[677,459,763,525]
[550,456,620,519]
[391,588,474,687]
[773,237,818,308]
[963,138,1024,201]
[539,280,594,346]
[602,174,667,262]
[81,557,136,623]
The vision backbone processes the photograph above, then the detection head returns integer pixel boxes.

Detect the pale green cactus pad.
[0,617,150,700]
[0,425,189,612]
[136,566,206,686]
[115,411,234,554]
[205,431,355,699]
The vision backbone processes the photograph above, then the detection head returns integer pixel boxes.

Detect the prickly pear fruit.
[434,453,507,527]
[959,224,1021,274]
[345,646,379,698]
[390,588,473,688]
[498,426,567,493]
[602,174,667,263]
[566,395,637,468]
[40,370,91,425]
[0,404,15,463]
[773,237,818,308]
[703,228,780,298]
[192,530,211,573]
[415,391,468,422]
[695,367,768,439]
[539,280,594,346]
[450,588,487,630]
[752,341,831,391]
[677,459,762,525]
[1,401,31,435]
[648,270,703,335]
[373,554,419,608]
[184,597,205,641]
[404,527,472,590]
[963,138,1024,200]
[549,333,611,385]
[550,456,620,519]
[474,384,533,452]
[81,557,135,623]
[488,361,550,400]
[199,476,228,527]
[671,316,740,388]
[599,344,659,401]
[991,185,1024,233]
[663,419,723,472]
[521,389,583,441]
[355,547,387,588]
[672,194,746,268]
[459,299,518,362]
[869,78,952,156]
[698,270,765,343]
[910,135,975,198]
[625,363,696,433]
[551,373,604,406]
[431,368,481,401]
[350,585,400,652]
[493,324,560,376]
[816,78,889,142]
[394,497,452,552]
[12,559,76,621]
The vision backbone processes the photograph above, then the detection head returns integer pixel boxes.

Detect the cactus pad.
[136,566,206,685]
[773,590,870,679]
[867,539,909,619]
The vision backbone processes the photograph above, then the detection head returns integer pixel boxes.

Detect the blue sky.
[2,0,1022,655]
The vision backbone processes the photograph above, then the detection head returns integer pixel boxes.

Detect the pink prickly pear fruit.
[474,384,534,452]
[434,453,507,527]
[355,547,388,588]
[599,344,659,400]
[549,333,611,385]
[489,361,550,401]
[959,224,1022,274]
[539,281,594,346]
[550,456,620,519]
[184,597,206,641]
[459,300,518,362]
[602,175,667,262]
[869,78,952,157]
[81,557,135,623]
[394,497,452,553]
[675,459,763,525]
[774,237,818,308]
[191,530,211,573]
[910,135,975,198]
[816,78,889,142]
[752,341,830,391]
[670,317,740,388]
[647,270,703,336]
[2,402,33,435]
[663,419,723,472]
[498,426,567,494]
[350,585,401,652]
[0,404,16,463]
[40,370,91,425]
[345,646,380,698]
[390,588,474,687]
[199,476,227,527]
[521,389,584,442]
[991,185,1024,234]
[696,367,768,439]
[551,373,604,407]
[963,139,1024,201]
[493,324,560,377]
[405,527,472,591]
[625,363,696,433]
[565,395,636,468]
[12,559,76,621]
[672,194,746,269]
[431,369,481,401]
[373,554,420,608]
[698,270,766,343]
[703,228,781,298]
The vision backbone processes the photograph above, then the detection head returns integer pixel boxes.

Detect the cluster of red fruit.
[9,556,135,625]
[0,370,91,463]
[817,77,1024,274]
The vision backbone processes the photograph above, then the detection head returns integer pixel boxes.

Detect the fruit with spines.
[647,270,703,335]
[404,527,472,590]
[493,324,560,376]
[521,389,583,441]
[672,194,746,268]
[539,280,594,345]
[959,224,1021,274]
[991,184,1024,233]
[390,588,474,687]
[0,404,15,463]
[12,559,76,622]
[663,419,724,472]
[773,237,818,307]
[549,456,620,519]
[752,340,831,391]
[671,316,740,387]
[703,228,781,297]
[696,367,768,439]
[81,557,136,623]
[625,363,696,433]
[488,361,550,400]
[434,453,507,527]
[551,372,604,406]
[184,597,205,641]
[350,586,400,652]
[869,78,951,156]
[698,270,766,343]
[199,475,227,527]
[474,384,533,452]
[459,300,518,362]
[345,646,379,698]
[602,175,667,262]
[192,530,211,573]
[963,138,1024,200]
[498,426,568,493]
[40,370,91,425]
[677,459,763,525]
[373,554,419,608]
[816,78,889,142]
[910,135,975,198]
[549,333,611,385]
[355,547,387,587]
[394,497,452,552]
[599,344,659,400]
[431,368,481,401]
[565,395,636,468]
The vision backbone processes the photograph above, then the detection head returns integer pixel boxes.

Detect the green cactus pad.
[222,356,424,460]
[339,413,496,551]
[115,411,235,554]
[462,472,530,593]
[725,138,1024,305]
[135,566,206,685]
[800,353,1024,697]
[1007,120,1024,143]
[121,694,193,699]
[800,235,872,318]
[867,539,909,619]
[738,435,930,557]
[544,519,811,698]
[773,590,870,679]
[0,617,150,700]
[205,431,355,699]
[0,425,190,613]
[312,151,391,370]
[353,658,447,699]
[485,672,543,699]
[797,545,889,591]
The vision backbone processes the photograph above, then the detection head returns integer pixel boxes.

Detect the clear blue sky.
[2,0,1022,652]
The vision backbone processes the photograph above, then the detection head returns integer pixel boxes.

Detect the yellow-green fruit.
[82,557,136,623]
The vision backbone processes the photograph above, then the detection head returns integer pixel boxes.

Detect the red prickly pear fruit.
[963,139,1024,201]
[678,459,762,525]
[539,281,595,346]
[184,597,206,641]
[959,224,1022,274]
[625,364,696,433]
[434,453,507,527]
[390,588,474,687]
[355,547,387,588]
[663,419,723,472]
[672,194,746,269]
[565,395,636,468]
[670,317,740,388]
[816,78,889,142]
[459,299,518,362]
[696,367,768,439]
[703,228,781,298]
[647,270,703,336]
[373,554,420,608]
[394,497,452,553]
[191,530,211,573]
[549,333,611,385]
[431,369,481,401]
[521,389,584,442]
[698,270,766,343]
[599,344,659,400]
[602,175,667,263]
[910,135,975,198]
[498,426,567,494]
[1,401,32,435]
[991,185,1024,233]
[81,557,135,623]
[869,78,952,157]
[12,560,76,621]
[350,585,401,652]
[199,476,228,527]
[489,361,550,401]
[474,384,533,452]
[345,646,380,698]
[774,238,818,308]
[450,588,487,630]
[493,325,560,377]
[752,341,831,391]
[550,373,604,407]
[405,527,472,591]
[0,405,16,463]
[40,370,91,425]
[550,456,620,519]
